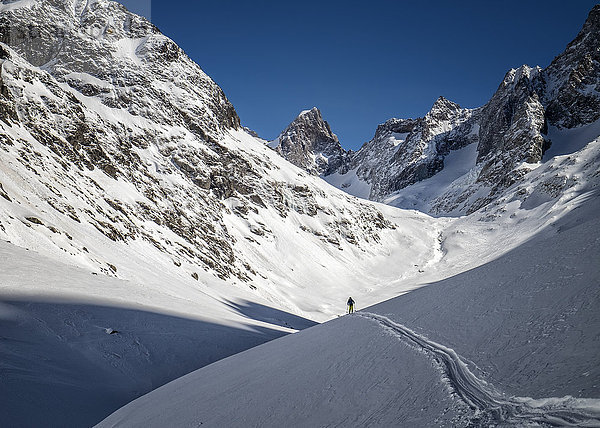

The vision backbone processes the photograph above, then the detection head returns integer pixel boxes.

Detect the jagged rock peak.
[477,63,546,164]
[419,96,472,141]
[571,4,600,49]
[298,106,322,117]
[427,96,463,119]
[272,107,346,175]
[288,107,336,137]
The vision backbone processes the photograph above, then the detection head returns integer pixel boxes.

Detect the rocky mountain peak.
[284,107,336,141]
[427,96,462,121]
[501,65,542,91]
[298,106,321,118]
[417,96,472,143]
[271,107,346,175]
[574,4,600,46]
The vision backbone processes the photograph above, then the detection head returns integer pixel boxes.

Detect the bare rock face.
[543,5,600,129]
[271,107,346,175]
[466,65,551,212]
[0,0,240,139]
[345,117,419,179]
[342,97,478,201]
[477,66,547,164]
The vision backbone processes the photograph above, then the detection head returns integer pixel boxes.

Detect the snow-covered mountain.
[0,1,450,425]
[0,0,431,320]
[276,6,600,216]
[1,0,599,426]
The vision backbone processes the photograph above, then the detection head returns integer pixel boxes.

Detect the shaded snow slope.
[98,187,600,428]
[98,314,469,428]
[0,240,312,427]
[358,312,600,427]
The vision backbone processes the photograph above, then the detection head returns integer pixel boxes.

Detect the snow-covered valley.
[98,180,600,427]
[0,0,599,426]
[2,123,598,426]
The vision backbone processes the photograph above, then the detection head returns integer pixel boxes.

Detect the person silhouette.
[347,296,355,314]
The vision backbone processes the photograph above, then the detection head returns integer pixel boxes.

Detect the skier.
[347,296,355,314]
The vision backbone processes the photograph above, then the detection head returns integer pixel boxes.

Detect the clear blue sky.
[121,1,598,150]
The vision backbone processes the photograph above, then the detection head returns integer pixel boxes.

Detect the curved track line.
[357,312,600,427]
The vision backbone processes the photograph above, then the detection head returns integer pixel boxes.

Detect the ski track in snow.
[357,312,600,427]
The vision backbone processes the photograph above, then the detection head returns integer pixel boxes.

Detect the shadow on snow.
[221,298,319,330]
[0,296,292,427]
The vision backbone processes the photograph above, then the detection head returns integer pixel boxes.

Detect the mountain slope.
[0,1,453,425]
[98,180,600,427]
[0,0,442,323]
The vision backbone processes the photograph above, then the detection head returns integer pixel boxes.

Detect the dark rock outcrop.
[543,5,600,129]
[271,107,346,175]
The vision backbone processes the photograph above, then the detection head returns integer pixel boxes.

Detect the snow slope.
[383,142,479,214]
[98,179,600,428]
[0,240,316,427]
[323,167,372,200]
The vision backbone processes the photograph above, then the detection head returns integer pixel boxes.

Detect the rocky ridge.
[544,4,600,129]
[355,96,479,201]
[274,5,600,215]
